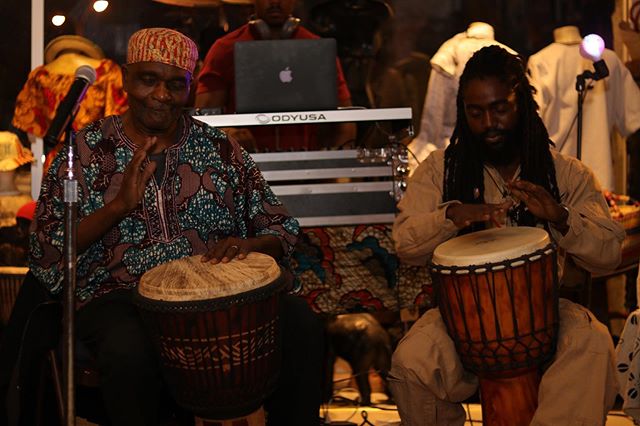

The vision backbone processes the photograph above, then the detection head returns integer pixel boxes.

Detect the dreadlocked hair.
[443,45,561,233]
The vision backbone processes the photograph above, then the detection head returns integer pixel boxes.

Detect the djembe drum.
[134,252,284,424]
[430,227,559,426]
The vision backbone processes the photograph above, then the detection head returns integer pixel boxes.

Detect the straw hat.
[0,132,34,172]
[44,35,105,64]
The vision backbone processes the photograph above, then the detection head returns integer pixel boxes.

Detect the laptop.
[234,38,338,113]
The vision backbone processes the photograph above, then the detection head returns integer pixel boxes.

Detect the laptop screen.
[234,38,338,113]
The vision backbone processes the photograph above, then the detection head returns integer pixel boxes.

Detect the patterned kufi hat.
[127,28,198,73]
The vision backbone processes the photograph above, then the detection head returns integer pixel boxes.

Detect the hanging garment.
[12,58,128,138]
[528,29,640,191]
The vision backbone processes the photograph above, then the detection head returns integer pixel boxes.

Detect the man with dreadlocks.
[389,45,624,425]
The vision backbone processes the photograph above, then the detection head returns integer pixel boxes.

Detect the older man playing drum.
[29,28,323,425]
[390,46,624,426]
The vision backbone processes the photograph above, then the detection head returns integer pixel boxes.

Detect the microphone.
[578,34,609,81]
[44,65,97,147]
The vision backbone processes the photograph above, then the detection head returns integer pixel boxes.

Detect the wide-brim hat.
[44,35,105,64]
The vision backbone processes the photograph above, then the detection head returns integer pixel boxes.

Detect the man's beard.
[475,127,520,166]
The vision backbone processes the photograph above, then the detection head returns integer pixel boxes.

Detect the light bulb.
[579,34,605,62]
[51,15,66,26]
[93,0,109,12]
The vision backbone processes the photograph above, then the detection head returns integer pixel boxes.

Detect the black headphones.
[248,15,301,39]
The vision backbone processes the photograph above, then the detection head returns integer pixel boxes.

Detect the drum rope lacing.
[135,285,283,417]
[134,276,286,312]
[430,245,555,274]
[431,244,560,373]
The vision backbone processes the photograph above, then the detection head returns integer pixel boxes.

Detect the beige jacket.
[393,149,625,277]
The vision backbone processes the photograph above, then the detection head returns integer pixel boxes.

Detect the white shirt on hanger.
[527,26,640,191]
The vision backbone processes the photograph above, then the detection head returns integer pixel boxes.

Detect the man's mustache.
[481,129,508,140]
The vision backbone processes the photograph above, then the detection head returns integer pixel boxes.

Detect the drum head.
[433,226,550,267]
[138,252,281,302]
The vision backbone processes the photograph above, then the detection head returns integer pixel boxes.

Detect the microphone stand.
[62,125,78,426]
[575,73,589,161]
[575,59,609,161]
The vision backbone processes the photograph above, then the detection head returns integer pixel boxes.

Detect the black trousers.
[77,291,324,426]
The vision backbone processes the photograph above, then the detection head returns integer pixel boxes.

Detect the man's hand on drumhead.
[446,201,512,229]
[112,136,157,215]
[202,237,249,264]
[507,180,568,226]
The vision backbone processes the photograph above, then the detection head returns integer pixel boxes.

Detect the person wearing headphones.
[195,0,355,152]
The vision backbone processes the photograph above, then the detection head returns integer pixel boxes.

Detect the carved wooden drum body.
[135,252,284,420]
[431,227,559,425]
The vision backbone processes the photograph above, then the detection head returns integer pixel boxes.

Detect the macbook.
[234,38,338,113]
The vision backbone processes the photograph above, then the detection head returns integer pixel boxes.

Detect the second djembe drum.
[431,226,559,426]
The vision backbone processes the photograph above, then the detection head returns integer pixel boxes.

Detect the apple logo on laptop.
[279,66,293,83]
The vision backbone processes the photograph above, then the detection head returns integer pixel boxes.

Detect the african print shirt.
[30,114,299,305]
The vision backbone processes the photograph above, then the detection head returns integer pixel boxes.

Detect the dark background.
[0,0,616,134]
